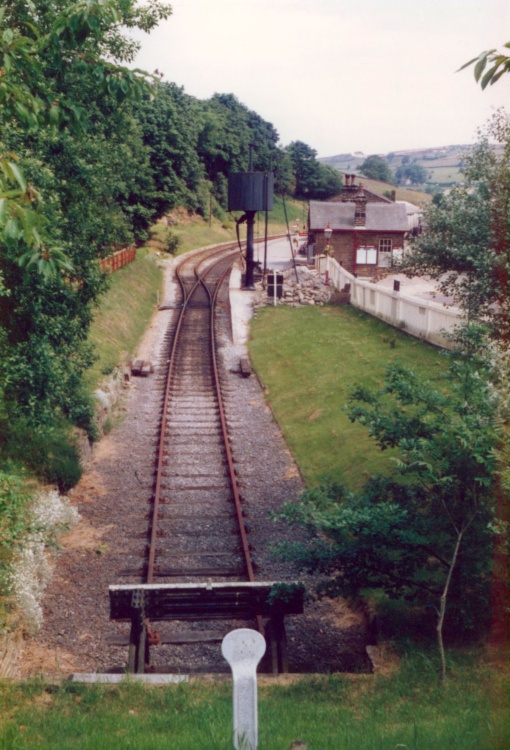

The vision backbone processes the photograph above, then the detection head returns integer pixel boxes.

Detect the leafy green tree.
[400,112,510,644]
[0,1,170,431]
[395,162,428,185]
[313,163,343,200]
[134,82,205,217]
[400,112,510,341]
[359,154,393,183]
[196,93,279,208]
[285,141,342,199]
[285,141,319,198]
[276,359,498,681]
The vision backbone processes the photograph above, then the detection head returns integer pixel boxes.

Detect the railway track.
[149,243,254,585]
[116,243,272,672]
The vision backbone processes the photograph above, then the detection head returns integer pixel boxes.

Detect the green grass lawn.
[0,650,507,749]
[249,304,450,489]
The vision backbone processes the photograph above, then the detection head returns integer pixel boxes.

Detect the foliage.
[359,154,394,183]
[0,469,32,573]
[285,140,342,200]
[7,486,79,633]
[275,357,498,677]
[134,83,205,217]
[0,1,169,433]
[159,227,180,254]
[395,161,428,185]
[460,42,510,88]
[193,93,275,205]
[400,111,510,341]
[0,414,82,492]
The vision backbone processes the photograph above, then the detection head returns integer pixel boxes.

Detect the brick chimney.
[354,184,367,227]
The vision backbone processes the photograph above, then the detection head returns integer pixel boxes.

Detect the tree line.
[0,0,341,442]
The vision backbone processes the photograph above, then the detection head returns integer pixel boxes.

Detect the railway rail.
[111,242,303,673]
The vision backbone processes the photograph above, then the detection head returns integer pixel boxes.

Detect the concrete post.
[222,629,266,750]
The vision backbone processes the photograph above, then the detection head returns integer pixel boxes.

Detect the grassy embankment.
[148,195,307,255]
[0,650,507,749]
[84,248,163,390]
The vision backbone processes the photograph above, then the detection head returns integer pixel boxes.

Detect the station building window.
[378,238,393,267]
[356,246,377,265]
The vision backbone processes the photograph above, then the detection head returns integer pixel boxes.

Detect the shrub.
[0,416,82,492]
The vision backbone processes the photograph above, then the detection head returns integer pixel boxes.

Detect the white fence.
[316,256,462,349]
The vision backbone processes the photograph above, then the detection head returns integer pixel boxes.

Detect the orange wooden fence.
[99,246,136,273]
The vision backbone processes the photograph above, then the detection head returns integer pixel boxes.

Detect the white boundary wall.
[316,256,462,349]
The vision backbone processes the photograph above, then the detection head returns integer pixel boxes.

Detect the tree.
[284,141,319,198]
[400,112,510,342]
[395,162,428,185]
[276,358,498,681]
[400,111,510,646]
[285,141,342,200]
[135,83,205,217]
[359,154,393,183]
[0,1,171,430]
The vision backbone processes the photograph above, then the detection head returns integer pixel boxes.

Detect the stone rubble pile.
[254,266,331,309]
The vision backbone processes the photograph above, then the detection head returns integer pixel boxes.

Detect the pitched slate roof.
[309,201,408,232]
[328,187,392,204]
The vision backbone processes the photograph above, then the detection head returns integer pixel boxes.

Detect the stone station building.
[309,189,409,277]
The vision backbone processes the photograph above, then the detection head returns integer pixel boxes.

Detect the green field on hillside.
[427,165,464,184]
[249,304,448,489]
[355,176,432,206]
[320,144,475,194]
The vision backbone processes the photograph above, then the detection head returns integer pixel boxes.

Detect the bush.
[0,416,82,492]
[161,228,180,255]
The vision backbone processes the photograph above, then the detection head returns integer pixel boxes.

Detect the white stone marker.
[222,628,266,750]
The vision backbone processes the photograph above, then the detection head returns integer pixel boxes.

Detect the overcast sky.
[131,0,510,157]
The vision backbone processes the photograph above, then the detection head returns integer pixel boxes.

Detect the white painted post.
[222,629,266,750]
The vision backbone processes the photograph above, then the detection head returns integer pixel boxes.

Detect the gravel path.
[17,254,370,678]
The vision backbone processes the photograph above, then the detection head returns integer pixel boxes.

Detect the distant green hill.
[319,143,504,193]
[357,177,432,207]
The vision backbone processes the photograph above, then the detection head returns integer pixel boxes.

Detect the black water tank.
[228,172,274,212]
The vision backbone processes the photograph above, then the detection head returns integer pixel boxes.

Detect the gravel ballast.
[16,254,370,678]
